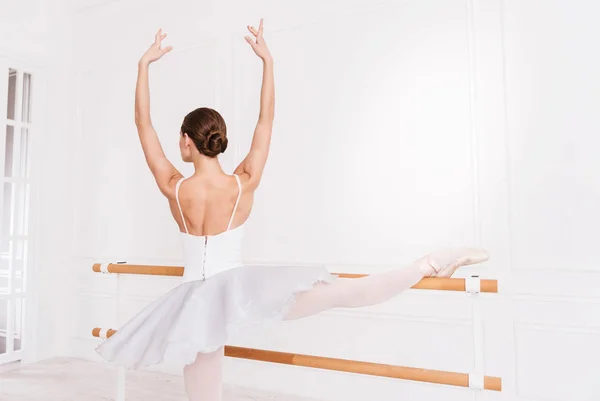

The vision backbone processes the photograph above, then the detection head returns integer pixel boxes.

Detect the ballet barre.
[91,263,499,293]
[91,327,502,391]
[91,262,501,398]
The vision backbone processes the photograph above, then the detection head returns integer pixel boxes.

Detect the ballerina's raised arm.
[234,19,275,191]
[135,29,182,199]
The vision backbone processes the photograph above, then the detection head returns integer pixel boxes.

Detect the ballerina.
[95,20,489,401]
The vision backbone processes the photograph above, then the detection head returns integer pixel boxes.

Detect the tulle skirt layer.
[95,264,335,369]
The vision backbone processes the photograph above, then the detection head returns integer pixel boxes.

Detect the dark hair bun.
[204,131,228,157]
[180,107,228,158]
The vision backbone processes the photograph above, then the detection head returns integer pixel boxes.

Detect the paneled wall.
[58,0,600,400]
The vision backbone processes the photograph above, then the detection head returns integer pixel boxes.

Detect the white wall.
[19,0,600,400]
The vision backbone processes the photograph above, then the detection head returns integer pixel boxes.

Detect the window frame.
[0,57,42,364]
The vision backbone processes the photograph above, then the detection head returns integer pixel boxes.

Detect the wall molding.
[465,0,482,248]
[515,322,600,335]
[327,308,471,326]
[512,265,600,274]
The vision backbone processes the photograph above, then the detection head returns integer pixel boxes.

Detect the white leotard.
[175,174,244,282]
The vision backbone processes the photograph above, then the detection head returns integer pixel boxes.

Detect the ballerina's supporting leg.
[183,347,225,401]
[284,248,488,320]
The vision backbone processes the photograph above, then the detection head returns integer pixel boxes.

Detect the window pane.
[13,240,26,281]
[21,73,31,123]
[0,241,26,295]
[6,69,16,120]
[19,128,29,178]
[14,270,24,294]
[1,183,13,252]
[4,125,14,177]
[12,184,28,236]
[0,254,8,293]
[3,127,27,179]
[22,184,30,236]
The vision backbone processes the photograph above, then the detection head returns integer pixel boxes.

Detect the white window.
[0,66,33,363]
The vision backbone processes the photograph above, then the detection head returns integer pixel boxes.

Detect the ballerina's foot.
[421,248,489,277]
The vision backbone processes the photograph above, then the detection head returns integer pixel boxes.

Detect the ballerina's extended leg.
[284,248,488,320]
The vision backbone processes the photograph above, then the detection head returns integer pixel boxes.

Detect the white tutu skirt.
[95,265,335,369]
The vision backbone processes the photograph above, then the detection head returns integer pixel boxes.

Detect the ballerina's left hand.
[140,29,173,66]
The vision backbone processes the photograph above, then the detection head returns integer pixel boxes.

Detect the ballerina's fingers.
[245,35,257,49]
[155,29,166,44]
[247,25,259,37]
[248,18,265,39]
[258,18,264,36]
[154,29,172,55]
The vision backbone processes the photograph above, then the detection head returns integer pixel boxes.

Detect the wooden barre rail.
[92,263,498,293]
[92,328,501,391]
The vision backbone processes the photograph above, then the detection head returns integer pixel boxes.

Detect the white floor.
[0,358,323,401]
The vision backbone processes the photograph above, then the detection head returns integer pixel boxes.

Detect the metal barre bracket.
[466,274,481,294]
[97,261,127,274]
[468,373,484,390]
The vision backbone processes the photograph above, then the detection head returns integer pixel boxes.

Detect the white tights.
[183,257,432,401]
[183,346,224,401]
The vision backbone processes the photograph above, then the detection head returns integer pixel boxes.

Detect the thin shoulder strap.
[175,177,189,234]
[227,174,242,230]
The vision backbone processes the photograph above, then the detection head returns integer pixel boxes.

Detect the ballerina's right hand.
[245,19,272,62]
[140,29,173,65]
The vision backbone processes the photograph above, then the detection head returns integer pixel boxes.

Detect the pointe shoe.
[424,248,489,277]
